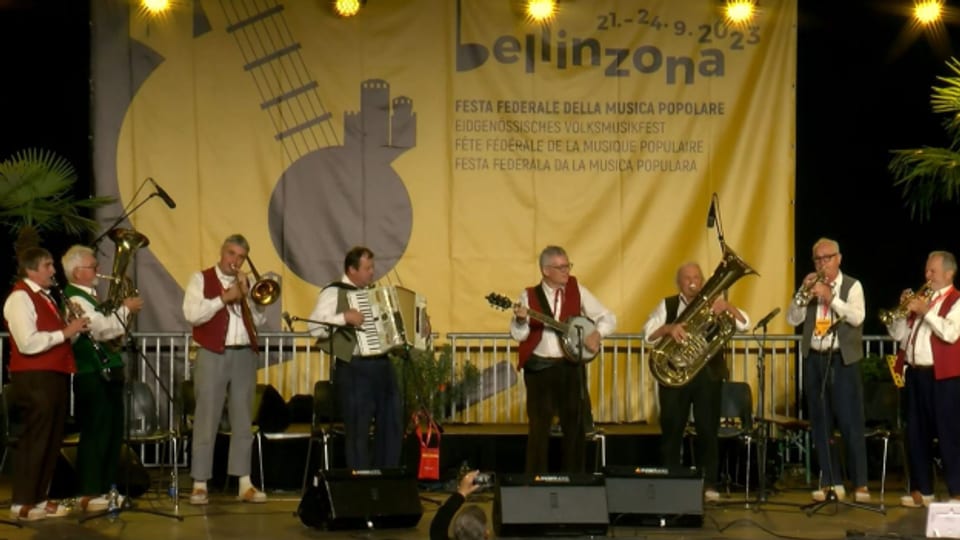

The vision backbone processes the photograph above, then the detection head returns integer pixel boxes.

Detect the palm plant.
[0,148,113,235]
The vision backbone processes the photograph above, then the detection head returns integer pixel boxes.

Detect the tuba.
[649,245,758,387]
[98,228,149,326]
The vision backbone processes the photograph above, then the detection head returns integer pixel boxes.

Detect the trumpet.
[793,271,826,306]
[237,257,280,306]
[878,282,934,326]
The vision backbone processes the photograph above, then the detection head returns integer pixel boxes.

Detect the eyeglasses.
[812,253,838,263]
[546,263,573,272]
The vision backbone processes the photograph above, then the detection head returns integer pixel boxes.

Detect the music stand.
[801,325,883,517]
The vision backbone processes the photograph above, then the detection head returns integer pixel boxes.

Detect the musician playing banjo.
[510,245,617,474]
[643,262,749,502]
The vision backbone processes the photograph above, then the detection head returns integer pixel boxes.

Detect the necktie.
[553,287,563,318]
[40,291,62,319]
[235,280,259,350]
[908,290,946,363]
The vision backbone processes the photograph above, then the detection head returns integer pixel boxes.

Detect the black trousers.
[905,367,960,496]
[658,367,722,489]
[74,372,124,496]
[524,360,585,474]
[334,357,402,469]
[10,370,70,506]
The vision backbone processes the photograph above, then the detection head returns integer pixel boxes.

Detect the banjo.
[485,292,599,363]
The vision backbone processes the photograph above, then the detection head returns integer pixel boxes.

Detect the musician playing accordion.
[307,246,403,469]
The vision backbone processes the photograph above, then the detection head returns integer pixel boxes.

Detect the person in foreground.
[885,250,960,507]
[3,245,88,520]
[62,245,144,512]
[786,237,870,502]
[430,470,488,540]
[182,234,267,504]
[643,262,749,502]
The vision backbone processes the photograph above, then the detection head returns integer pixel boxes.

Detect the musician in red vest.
[307,246,404,469]
[510,245,617,474]
[182,234,267,505]
[3,246,88,520]
[886,250,960,507]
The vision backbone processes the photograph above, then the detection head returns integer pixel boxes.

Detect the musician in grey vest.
[307,246,402,469]
[786,238,869,503]
[643,262,749,502]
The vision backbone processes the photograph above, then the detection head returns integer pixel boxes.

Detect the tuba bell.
[649,245,758,387]
[100,228,150,314]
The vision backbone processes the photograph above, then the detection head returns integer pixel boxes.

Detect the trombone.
[239,257,280,306]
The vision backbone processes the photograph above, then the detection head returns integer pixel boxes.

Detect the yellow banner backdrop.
[95,0,796,394]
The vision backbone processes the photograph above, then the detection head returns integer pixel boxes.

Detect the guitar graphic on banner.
[215,0,415,286]
[485,293,598,363]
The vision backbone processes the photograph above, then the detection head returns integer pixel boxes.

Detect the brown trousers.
[10,371,70,505]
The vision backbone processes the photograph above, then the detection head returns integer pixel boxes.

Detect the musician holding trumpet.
[62,245,143,512]
[3,245,88,520]
[307,246,404,469]
[182,234,267,505]
[786,238,869,503]
[884,251,960,507]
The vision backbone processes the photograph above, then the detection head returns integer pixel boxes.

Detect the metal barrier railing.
[0,332,899,467]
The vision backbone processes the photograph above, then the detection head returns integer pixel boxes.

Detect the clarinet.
[51,278,112,373]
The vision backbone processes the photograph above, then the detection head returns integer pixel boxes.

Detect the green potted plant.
[392,343,480,422]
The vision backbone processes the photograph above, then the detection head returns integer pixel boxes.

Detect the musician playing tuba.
[785,238,869,503]
[509,246,617,475]
[62,245,143,512]
[642,262,750,503]
[306,246,405,470]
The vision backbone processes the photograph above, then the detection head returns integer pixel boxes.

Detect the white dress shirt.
[3,278,68,354]
[887,284,960,367]
[182,265,266,346]
[307,274,362,355]
[68,283,130,342]
[509,281,617,358]
[786,271,865,352]
[642,295,751,344]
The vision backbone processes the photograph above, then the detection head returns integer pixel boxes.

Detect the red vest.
[894,287,960,381]
[517,276,582,370]
[191,267,258,353]
[5,280,75,374]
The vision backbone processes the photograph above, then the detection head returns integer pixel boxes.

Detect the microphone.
[706,198,716,228]
[148,177,177,209]
[753,307,781,331]
[282,312,294,332]
[826,316,847,334]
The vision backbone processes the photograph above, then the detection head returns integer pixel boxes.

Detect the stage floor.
[0,472,939,540]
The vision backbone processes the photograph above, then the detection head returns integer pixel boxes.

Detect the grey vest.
[317,285,359,363]
[800,274,863,365]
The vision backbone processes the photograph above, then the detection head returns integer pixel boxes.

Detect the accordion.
[346,286,430,356]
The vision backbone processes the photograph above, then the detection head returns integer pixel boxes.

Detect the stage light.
[526,0,557,23]
[724,1,756,24]
[334,0,363,18]
[141,0,171,16]
[914,0,943,25]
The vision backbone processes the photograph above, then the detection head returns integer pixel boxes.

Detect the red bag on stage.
[414,412,441,480]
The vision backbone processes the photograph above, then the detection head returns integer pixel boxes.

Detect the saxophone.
[649,245,758,387]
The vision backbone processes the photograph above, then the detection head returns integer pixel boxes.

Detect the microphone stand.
[802,322,883,517]
[91,180,160,250]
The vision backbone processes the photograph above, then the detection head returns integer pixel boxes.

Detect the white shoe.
[901,492,934,508]
[704,489,720,502]
[812,485,845,502]
[238,487,267,503]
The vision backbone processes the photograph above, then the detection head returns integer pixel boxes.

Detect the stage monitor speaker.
[926,501,960,538]
[298,468,422,530]
[604,466,704,527]
[493,473,609,537]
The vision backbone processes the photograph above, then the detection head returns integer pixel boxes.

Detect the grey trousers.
[190,347,258,481]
